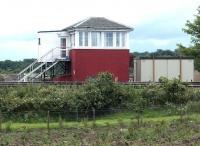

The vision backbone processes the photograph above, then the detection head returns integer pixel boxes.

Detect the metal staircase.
[18,47,69,82]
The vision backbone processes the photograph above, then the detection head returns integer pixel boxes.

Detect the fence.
[0,105,197,132]
[0,108,133,123]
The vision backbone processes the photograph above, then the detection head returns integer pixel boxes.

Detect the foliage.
[134,49,179,58]
[183,6,200,46]
[0,59,36,74]
[142,77,195,106]
[0,74,4,81]
[186,101,200,113]
[176,6,200,71]
[0,73,199,117]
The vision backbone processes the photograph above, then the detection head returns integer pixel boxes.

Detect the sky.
[0,0,199,61]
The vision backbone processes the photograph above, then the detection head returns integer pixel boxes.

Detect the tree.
[183,6,200,46]
[177,6,200,71]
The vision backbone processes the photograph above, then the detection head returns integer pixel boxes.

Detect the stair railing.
[18,47,68,81]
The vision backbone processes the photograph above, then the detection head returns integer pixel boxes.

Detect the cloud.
[0,0,199,60]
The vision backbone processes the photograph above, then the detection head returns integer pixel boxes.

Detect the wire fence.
[0,106,184,120]
[0,108,136,122]
[0,104,197,133]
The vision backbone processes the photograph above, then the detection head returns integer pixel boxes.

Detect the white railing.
[18,47,70,82]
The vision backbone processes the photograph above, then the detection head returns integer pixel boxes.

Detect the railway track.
[0,81,200,87]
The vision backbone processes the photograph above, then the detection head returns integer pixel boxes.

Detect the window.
[60,38,66,49]
[121,32,126,47]
[79,32,89,47]
[105,32,113,47]
[85,32,88,46]
[91,32,101,46]
[79,32,83,46]
[71,34,75,47]
[38,38,41,45]
[116,32,120,47]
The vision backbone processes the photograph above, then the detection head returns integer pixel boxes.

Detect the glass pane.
[122,32,126,47]
[85,32,88,46]
[105,32,113,47]
[60,38,66,49]
[79,32,83,46]
[116,32,120,47]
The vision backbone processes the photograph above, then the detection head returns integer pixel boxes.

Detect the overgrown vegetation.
[0,72,199,145]
[0,72,199,116]
[0,114,199,146]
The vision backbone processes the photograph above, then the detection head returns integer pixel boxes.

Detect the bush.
[0,74,4,81]
[186,101,200,113]
[142,77,191,105]
[0,73,199,117]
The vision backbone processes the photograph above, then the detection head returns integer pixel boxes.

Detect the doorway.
[60,38,66,58]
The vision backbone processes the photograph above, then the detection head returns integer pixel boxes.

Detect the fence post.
[0,110,2,132]
[76,107,79,122]
[92,107,95,121]
[47,110,50,135]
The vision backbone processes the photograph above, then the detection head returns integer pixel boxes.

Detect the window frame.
[79,32,83,46]
[121,32,126,47]
[84,32,89,46]
[116,32,120,47]
[104,32,113,47]
[91,32,101,47]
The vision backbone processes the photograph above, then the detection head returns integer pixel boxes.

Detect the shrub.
[186,101,200,113]
[0,74,4,81]
[0,73,199,118]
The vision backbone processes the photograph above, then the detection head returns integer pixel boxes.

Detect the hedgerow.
[0,72,199,114]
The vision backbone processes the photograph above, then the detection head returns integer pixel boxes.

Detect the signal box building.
[18,17,133,82]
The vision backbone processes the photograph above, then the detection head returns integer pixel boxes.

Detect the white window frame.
[121,32,126,47]
[91,32,101,47]
[104,32,113,47]
[116,32,120,47]
[84,32,89,46]
[76,30,127,49]
[79,32,83,46]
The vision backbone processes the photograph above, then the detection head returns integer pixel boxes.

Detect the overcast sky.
[0,0,199,60]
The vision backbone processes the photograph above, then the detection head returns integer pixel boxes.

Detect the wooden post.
[47,110,50,135]
[76,107,79,122]
[0,111,2,132]
[92,107,95,121]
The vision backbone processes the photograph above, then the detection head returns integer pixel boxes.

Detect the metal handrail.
[18,48,56,77]
[18,47,70,81]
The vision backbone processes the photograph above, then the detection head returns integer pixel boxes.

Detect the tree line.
[0,59,36,74]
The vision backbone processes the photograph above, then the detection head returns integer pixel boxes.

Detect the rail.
[0,81,200,87]
[17,47,69,82]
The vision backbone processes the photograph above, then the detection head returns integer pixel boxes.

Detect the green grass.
[1,109,199,130]
[0,109,199,146]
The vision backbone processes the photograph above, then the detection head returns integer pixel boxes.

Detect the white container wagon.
[134,57,194,82]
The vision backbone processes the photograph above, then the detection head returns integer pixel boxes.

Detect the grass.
[0,108,199,145]
[1,108,200,130]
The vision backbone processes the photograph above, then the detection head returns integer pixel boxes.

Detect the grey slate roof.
[62,17,133,31]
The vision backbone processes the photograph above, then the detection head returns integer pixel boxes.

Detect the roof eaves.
[139,56,194,60]
[38,30,62,33]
